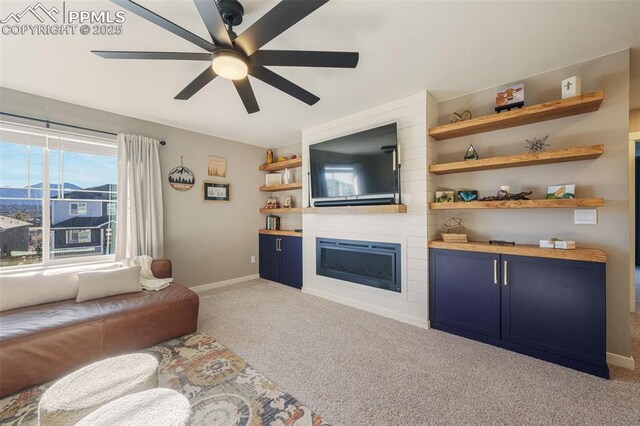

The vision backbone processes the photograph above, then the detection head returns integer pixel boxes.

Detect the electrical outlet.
[250,256,256,264]
[575,209,597,225]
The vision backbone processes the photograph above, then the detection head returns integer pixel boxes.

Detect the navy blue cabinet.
[258,235,280,282]
[259,234,302,289]
[429,248,608,378]
[430,249,501,338]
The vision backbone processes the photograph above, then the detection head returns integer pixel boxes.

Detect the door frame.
[629,131,640,312]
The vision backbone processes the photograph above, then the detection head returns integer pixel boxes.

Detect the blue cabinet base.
[431,321,609,379]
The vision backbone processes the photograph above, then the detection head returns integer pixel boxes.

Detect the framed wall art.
[207,156,227,177]
[203,182,230,202]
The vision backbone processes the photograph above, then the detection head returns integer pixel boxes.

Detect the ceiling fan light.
[212,51,248,80]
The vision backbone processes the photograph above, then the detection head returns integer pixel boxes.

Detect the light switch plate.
[575,209,597,225]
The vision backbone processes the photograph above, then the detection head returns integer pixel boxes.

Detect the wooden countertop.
[428,240,607,263]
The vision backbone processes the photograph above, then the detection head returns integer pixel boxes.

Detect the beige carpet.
[198,279,640,426]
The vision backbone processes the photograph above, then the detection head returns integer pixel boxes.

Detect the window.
[69,202,87,215]
[0,122,117,268]
[66,229,92,244]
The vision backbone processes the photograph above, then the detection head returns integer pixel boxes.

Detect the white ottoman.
[76,389,191,426]
[38,353,158,425]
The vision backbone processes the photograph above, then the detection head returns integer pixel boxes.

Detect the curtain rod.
[0,112,166,145]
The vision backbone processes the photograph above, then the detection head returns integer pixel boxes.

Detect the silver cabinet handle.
[503,260,508,286]
[278,238,282,252]
[275,238,280,251]
[493,259,498,285]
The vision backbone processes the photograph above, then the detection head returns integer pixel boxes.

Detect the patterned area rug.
[0,332,326,425]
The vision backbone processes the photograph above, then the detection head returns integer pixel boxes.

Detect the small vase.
[266,149,274,164]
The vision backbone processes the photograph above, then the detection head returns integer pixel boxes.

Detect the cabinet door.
[280,236,303,289]
[259,235,280,282]
[501,255,606,367]
[429,249,501,338]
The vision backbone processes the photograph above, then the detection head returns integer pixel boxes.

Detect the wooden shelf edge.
[259,183,302,192]
[429,91,604,141]
[259,229,302,237]
[259,208,303,213]
[429,198,604,210]
[259,158,302,172]
[429,145,604,175]
[428,240,607,263]
[302,204,407,214]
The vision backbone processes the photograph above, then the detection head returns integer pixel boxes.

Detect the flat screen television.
[309,123,398,203]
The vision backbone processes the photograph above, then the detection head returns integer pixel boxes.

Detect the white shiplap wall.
[301,92,431,328]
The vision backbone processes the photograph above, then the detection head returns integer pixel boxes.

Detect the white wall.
[301,92,430,328]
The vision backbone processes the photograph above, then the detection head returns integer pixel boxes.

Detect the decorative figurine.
[464,144,479,161]
[283,196,293,208]
[264,197,280,209]
[277,156,287,162]
[450,109,472,123]
[283,168,294,185]
[525,135,550,153]
[561,76,581,99]
[266,149,274,164]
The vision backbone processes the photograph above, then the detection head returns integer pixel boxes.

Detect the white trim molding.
[606,351,635,370]
[190,274,259,294]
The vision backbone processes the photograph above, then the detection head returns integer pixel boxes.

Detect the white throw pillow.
[76,265,142,303]
[0,270,80,312]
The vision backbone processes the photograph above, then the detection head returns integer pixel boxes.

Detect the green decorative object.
[464,145,479,161]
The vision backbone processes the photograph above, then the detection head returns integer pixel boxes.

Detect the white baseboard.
[303,286,428,329]
[606,351,636,370]
[190,274,260,294]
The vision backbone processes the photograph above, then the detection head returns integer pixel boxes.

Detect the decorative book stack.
[265,215,281,231]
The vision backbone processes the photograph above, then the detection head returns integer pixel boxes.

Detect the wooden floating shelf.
[429,145,604,175]
[259,158,302,172]
[259,208,303,214]
[428,240,607,263]
[259,229,302,237]
[259,183,302,192]
[303,204,407,214]
[429,91,604,141]
[429,198,604,210]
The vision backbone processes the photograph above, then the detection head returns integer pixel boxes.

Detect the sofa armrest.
[151,259,172,279]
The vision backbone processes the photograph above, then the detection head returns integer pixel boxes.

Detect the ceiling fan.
[93,0,359,114]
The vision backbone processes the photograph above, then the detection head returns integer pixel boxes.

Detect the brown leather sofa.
[0,259,199,397]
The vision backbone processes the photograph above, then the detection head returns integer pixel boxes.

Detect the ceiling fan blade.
[193,0,233,47]
[249,66,319,105]
[92,51,212,61]
[110,0,217,52]
[234,0,329,56]
[250,50,359,68]
[232,78,260,114]
[175,67,218,100]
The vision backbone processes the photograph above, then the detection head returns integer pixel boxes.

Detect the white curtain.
[116,134,164,260]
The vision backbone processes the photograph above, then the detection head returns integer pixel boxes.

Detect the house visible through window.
[66,229,92,244]
[69,202,87,215]
[107,202,116,216]
[0,122,118,268]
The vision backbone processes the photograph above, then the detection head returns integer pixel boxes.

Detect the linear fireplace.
[316,238,401,292]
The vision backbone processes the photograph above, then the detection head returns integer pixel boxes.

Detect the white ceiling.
[0,0,638,148]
